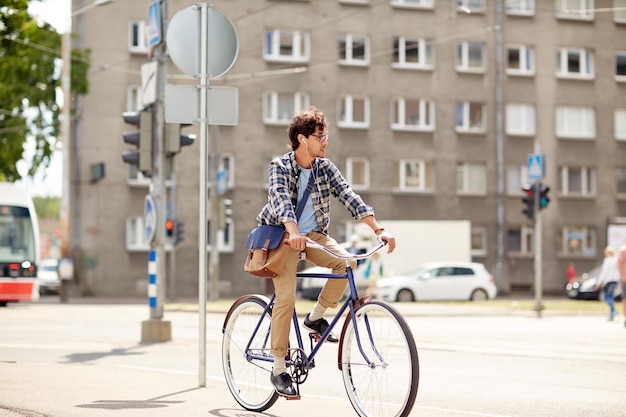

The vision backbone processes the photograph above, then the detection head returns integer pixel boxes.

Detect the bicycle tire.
[222,295,278,411]
[340,300,419,417]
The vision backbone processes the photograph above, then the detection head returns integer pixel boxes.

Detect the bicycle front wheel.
[340,300,419,417]
[222,295,278,412]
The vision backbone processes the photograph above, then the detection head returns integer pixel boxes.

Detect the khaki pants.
[270,231,356,358]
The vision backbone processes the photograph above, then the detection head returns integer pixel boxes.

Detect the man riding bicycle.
[255,106,396,397]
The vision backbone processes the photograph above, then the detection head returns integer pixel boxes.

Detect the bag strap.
[294,167,316,221]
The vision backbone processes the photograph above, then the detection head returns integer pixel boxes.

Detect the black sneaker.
[270,372,298,397]
[303,313,339,343]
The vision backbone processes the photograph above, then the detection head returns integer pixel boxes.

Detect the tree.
[0,0,90,182]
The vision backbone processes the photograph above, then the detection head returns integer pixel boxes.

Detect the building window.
[615,0,626,22]
[556,106,595,139]
[127,86,143,112]
[559,166,596,196]
[399,159,433,191]
[126,217,149,251]
[128,21,148,54]
[346,157,370,190]
[338,34,370,66]
[556,48,594,79]
[390,0,435,9]
[506,0,535,15]
[264,29,310,63]
[390,98,435,131]
[126,166,151,185]
[506,165,529,195]
[207,216,235,253]
[555,0,594,20]
[616,109,626,140]
[505,103,536,136]
[456,101,486,133]
[616,169,626,194]
[457,0,485,12]
[616,51,626,81]
[392,37,434,70]
[262,92,310,125]
[506,45,535,76]
[337,95,370,128]
[559,226,596,256]
[471,226,487,257]
[457,162,487,194]
[456,41,486,73]
[339,0,370,4]
[507,225,534,254]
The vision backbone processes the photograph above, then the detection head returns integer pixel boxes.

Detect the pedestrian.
[566,262,577,284]
[256,106,396,398]
[364,251,383,299]
[595,246,620,321]
[617,243,626,327]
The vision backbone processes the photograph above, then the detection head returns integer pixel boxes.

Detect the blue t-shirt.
[297,168,318,234]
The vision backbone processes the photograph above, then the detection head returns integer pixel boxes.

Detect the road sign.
[144,194,156,244]
[147,0,162,48]
[165,85,238,126]
[527,154,543,181]
[141,62,158,106]
[166,4,239,78]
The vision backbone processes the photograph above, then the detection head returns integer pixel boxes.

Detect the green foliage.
[33,195,60,219]
[0,0,90,182]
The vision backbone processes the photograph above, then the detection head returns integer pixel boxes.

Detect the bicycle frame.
[243,241,387,372]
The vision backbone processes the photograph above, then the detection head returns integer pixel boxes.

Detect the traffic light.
[121,110,152,173]
[165,219,174,238]
[538,183,550,209]
[175,220,184,245]
[521,183,535,220]
[165,123,196,154]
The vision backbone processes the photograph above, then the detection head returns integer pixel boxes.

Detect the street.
[1,299,625,416]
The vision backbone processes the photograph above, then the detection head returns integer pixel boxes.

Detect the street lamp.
[59,0,113,296]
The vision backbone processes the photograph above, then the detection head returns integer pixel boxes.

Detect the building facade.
[69,0,626,299]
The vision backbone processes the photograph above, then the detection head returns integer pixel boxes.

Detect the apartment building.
[69,0,626,299]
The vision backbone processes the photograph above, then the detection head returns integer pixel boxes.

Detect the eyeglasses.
[310,133,330,143]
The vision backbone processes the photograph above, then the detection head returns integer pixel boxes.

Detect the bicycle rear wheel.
[222,295,278,411]
[340,300,419,417]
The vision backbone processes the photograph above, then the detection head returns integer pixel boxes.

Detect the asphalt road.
[1,298,625,417]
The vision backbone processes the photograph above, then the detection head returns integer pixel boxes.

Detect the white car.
[377,261,497,302]
[38,259,60,295]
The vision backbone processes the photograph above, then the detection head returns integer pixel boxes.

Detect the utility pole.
[141,0,171,343]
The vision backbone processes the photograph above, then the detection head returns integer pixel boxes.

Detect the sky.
[16,0,69,197]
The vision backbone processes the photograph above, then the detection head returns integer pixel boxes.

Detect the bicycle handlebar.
[304,240,387,260]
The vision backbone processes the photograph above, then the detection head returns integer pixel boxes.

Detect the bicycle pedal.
[308,332,321,342]
[283,394,301,401]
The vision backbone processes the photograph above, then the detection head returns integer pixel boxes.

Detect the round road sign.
[166,4,239,79]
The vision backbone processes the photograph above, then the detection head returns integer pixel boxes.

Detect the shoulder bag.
[244,170,315,278]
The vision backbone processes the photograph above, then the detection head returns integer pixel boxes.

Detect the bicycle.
[221,240,419,417]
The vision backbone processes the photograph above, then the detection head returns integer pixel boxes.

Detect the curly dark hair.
[287,106,327,150]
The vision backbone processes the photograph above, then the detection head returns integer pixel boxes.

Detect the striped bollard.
[148,250,157,308]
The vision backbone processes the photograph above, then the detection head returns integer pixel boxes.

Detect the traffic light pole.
[140,0,171,343]
[533,181,544,317]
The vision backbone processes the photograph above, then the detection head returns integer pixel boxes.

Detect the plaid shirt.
[257,152,374,234]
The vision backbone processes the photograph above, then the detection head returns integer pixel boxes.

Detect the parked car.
[565,265,623,301]
[38,259,60,295]
[377,261,497,302]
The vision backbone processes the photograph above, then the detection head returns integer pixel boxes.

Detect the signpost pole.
[165,2,239,389]
[197,3,209,388]
[530,145,544,317]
